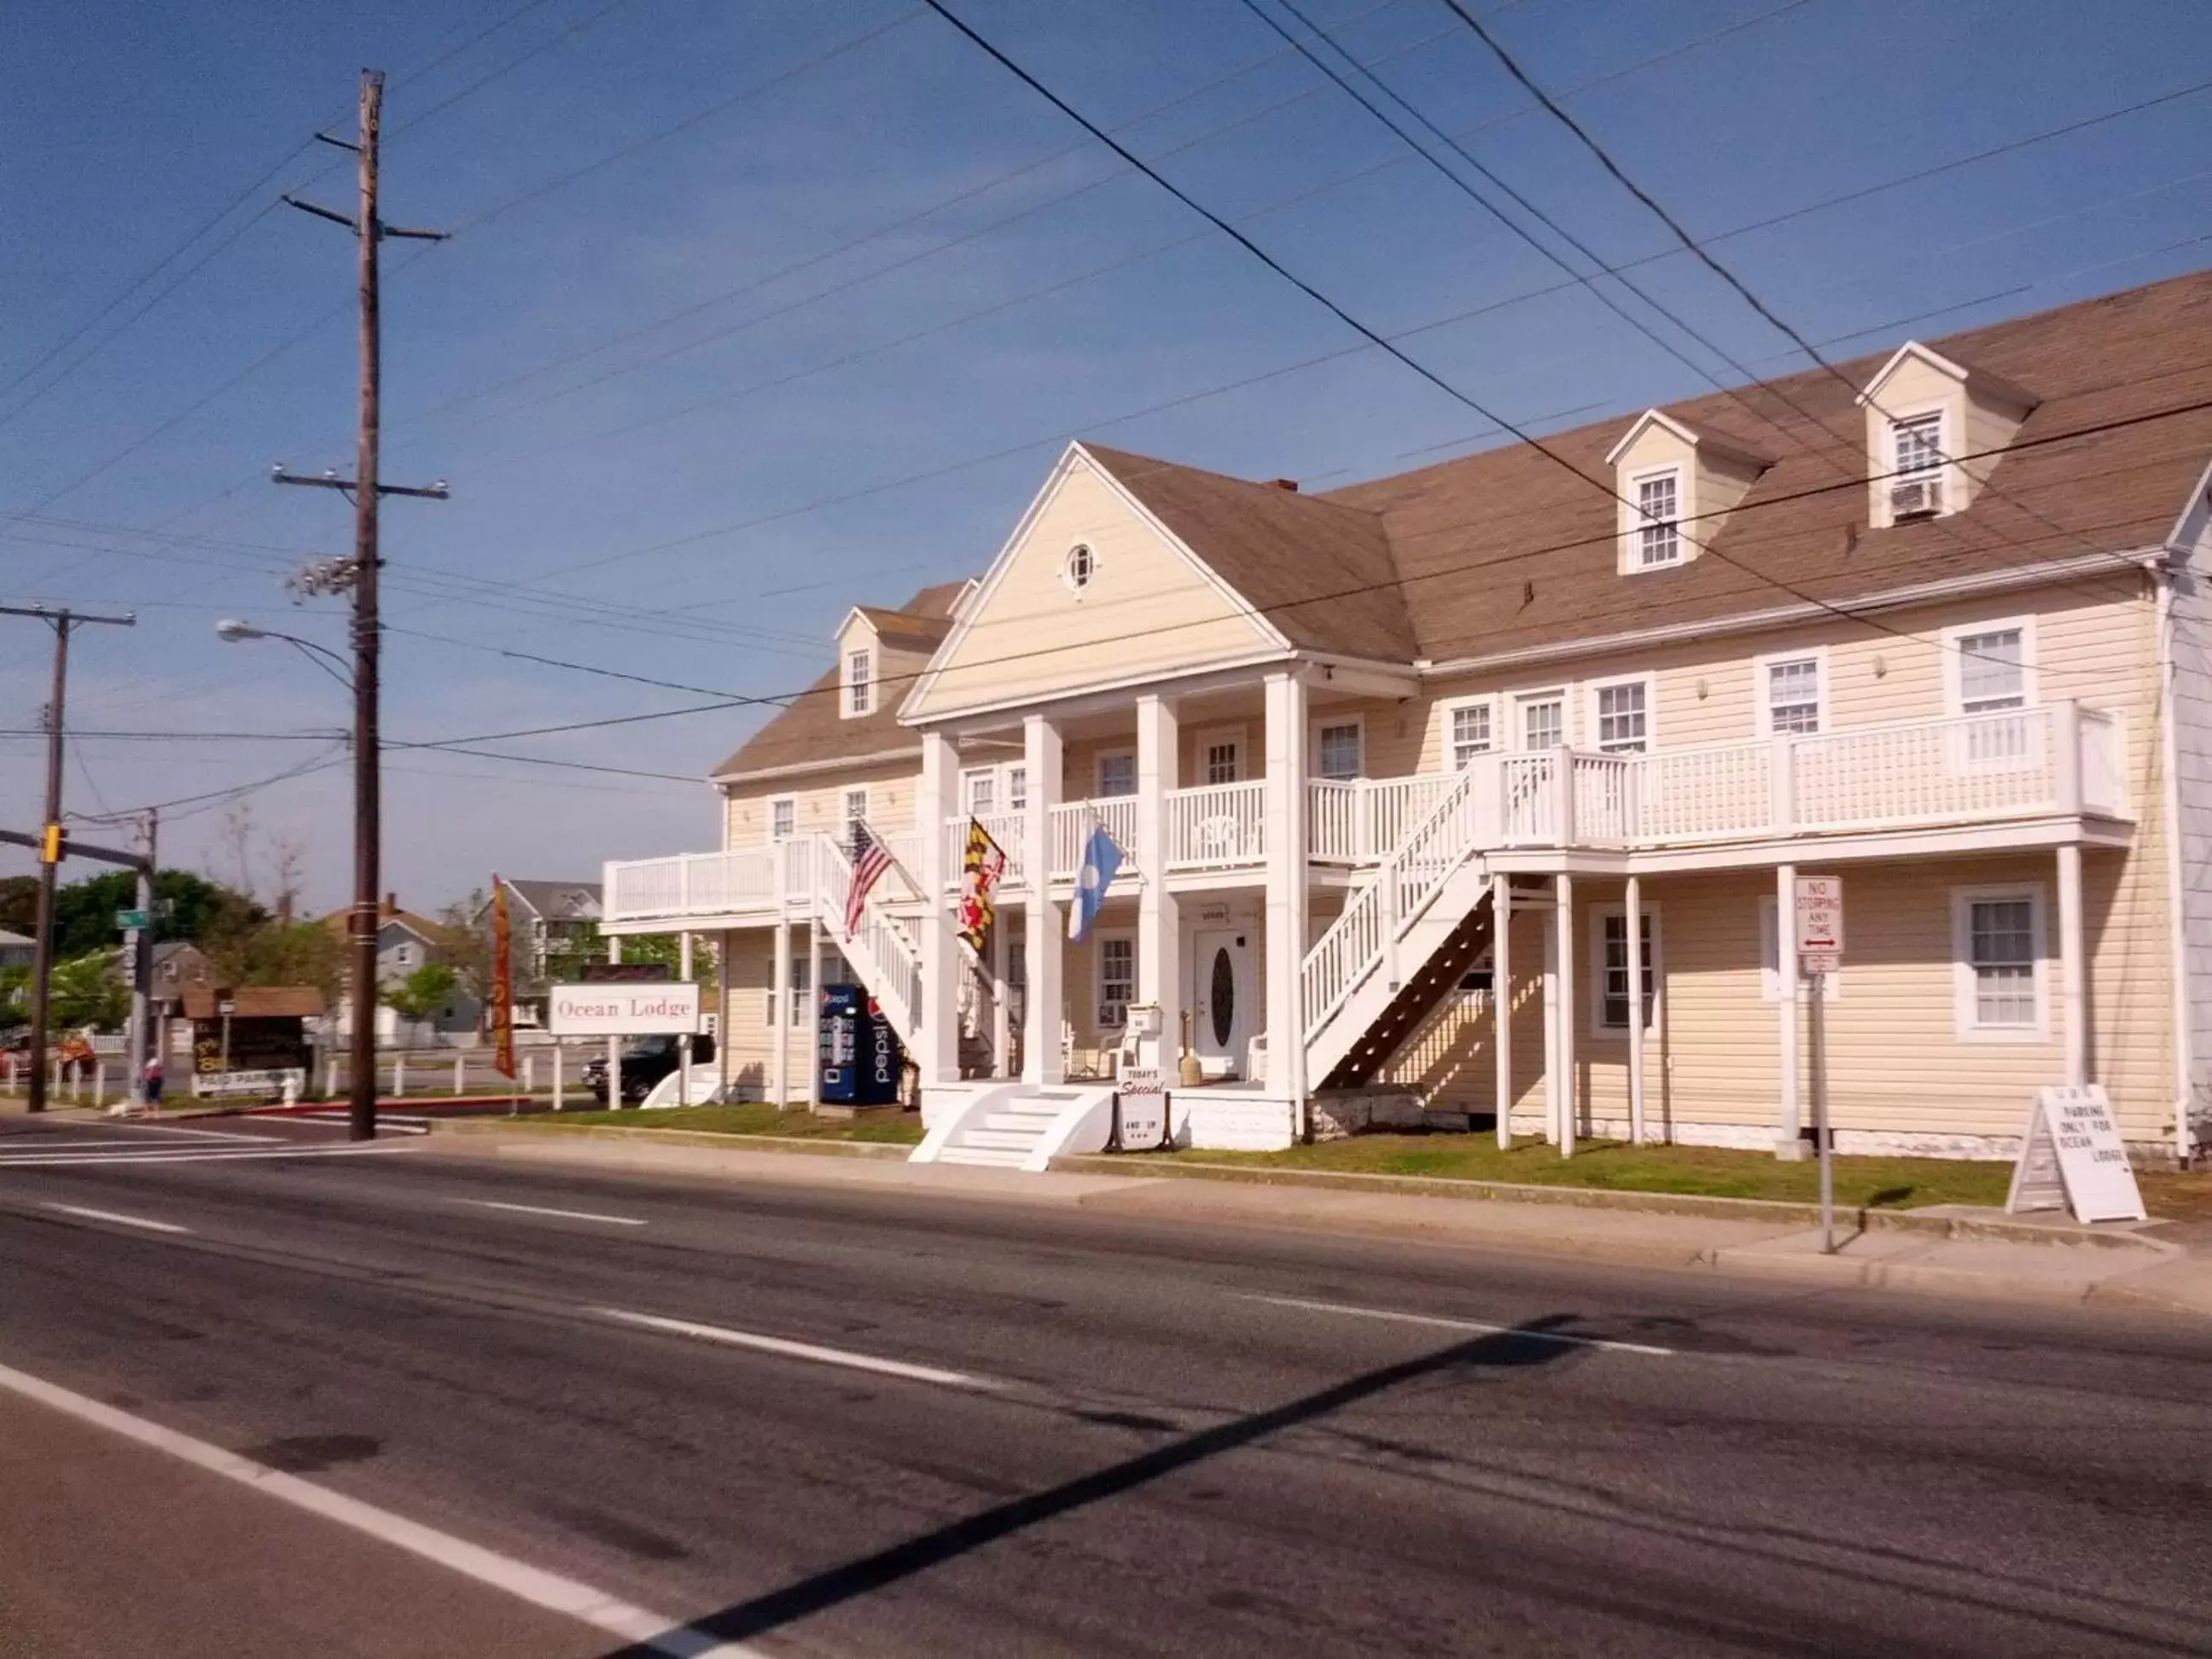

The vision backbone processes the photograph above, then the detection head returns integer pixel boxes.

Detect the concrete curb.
[430,1119,913,1159]
[1050,1155,2170,1253]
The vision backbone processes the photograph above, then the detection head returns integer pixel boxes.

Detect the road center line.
[471,1200,646,1227]
[40,1202,190,1236]
[0,1144,420,1169]
[0,1358,763,1658]
[1244,1294,1677,1356]
[596,1307,1003,1391]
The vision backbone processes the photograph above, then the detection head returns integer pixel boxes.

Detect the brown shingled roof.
[1319,270,2212,661]
[1078,443,1415,660]
[713,580,969,778]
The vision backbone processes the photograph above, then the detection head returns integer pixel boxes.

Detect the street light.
[214,617,374,1137]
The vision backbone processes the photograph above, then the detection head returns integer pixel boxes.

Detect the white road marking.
[471,1200,645,1228]
[0,1143,420,1169]
[597,1307,1003,1391]
[40,1202,190,1236]
[0,1359,764,1658]
[1246,1294,1678,1356]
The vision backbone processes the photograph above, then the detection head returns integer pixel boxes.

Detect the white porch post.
[990,908,1012,1077]
[1263,672,1310,1105]
[1556,872,1576,1158]
[917,729,961,1086]
[1136,694,1181,1072]
[718,928,735,1098]
[2058,842,2088,1088]
[1493,878,1512,1150]
[1023,713,1065,1086]
[1626,874,1645,1146]
[770,916,790,1108]
[607,934,623,1109]
[806,915,823,1109]
[678,930,695,1109]
[1776,860,1802,1158]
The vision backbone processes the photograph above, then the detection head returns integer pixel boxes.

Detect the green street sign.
[114,908,149,932]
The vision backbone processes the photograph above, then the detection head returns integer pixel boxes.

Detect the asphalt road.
[0,1115,2207,1658]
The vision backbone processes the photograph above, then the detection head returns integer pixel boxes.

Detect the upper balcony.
[602,702,2130,928]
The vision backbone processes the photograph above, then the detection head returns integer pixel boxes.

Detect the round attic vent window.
[1063,543,1096,591]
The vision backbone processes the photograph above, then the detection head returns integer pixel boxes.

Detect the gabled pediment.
[900,443,1291,723]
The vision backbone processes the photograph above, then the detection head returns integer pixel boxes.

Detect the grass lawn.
[536,1103,924,1145]
[1134,1134,2023,1210]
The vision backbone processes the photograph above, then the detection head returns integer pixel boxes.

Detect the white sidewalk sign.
[2006,1085,2146,1223]
[1114,1066,1167,1151]
[548,983,701,1037]
[1793,875,1843,976]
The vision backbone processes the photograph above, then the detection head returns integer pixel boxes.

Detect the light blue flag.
[1068,813,1124,942]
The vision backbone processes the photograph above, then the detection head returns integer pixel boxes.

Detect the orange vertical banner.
[490,875,515,1080]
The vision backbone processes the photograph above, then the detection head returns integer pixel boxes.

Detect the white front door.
[1190,928,1254,1079]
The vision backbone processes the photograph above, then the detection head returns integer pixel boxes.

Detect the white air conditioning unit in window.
[1889,476,1943,520]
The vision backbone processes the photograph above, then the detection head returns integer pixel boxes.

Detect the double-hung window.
[1634,469,1681,568]
[769,798,796,842]
[1592,908,1658,1033]
[1951,623,2031,764]
[790,952,812,1029]
[1593,681,1649,754]
[1097,752,1136,798]
[1005,766,1027,812]
[1205,740,1241,786]
[843,788,868,845]
[1763,656,1823,735]
[1894,414,1944,482]
[964,769,998,817]
[843,648,872,716]
[1096,934,1134,1030]
[1519,693,1564,753]
[1952,887,2045,1040]
[1315,722,1363,781]
[1447,701,1493,770]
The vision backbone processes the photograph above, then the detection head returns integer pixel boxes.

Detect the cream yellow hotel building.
[602,271,2212,1171]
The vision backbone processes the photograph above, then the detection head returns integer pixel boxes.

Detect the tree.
[51,868,242,958]
[439,891,495,1004]
[49,953,129,1031]
[382,963,458,1025]
[544,923,719,997]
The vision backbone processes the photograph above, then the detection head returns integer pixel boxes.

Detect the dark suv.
[581,1033,715,1106]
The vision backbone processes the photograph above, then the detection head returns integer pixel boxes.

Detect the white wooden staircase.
[911,1084,1118,1170]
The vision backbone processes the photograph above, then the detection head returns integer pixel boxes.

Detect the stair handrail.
[1301,768,1481,1042]
[810,831,922,1041]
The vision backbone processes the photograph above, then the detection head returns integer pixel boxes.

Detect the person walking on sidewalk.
[141,1055,164,1112]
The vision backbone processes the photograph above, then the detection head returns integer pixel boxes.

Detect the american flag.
[846,821,894,937]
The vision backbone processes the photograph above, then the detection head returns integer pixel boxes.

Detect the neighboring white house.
[0,928,33,973]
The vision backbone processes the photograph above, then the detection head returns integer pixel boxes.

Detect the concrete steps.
[927,1087,1097,1170]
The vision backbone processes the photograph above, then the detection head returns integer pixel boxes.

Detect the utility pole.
[1,603,135,1114]
[275,69,447,1142]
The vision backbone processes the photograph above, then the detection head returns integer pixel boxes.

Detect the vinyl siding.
[907,458,1278,718]
[725,760,920,850]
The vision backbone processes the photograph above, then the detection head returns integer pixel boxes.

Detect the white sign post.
[1794,876,1844,1253]
[2007,1085,2146,1223]
[547,983,701,1037]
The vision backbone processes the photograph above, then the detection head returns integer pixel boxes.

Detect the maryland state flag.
[490,876,515,1080]
[958,819,1007,954]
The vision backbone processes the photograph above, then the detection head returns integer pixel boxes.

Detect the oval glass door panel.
[1209,948,1235,1047]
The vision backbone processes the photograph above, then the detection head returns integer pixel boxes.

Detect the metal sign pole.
[1809,964,1832,1254]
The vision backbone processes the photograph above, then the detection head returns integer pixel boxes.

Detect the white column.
[917,728,961,1086]
[717,928,736,1097]
[2059,843,2087,1087]
[1263,672,1310,1103]
[1493,878,1512,1150]
[1022,713,1065,1086]
[806,916,824,1110]
[1135,693,1181,1072]
[678,930,695,1109]
[1776,861,1802,1158]
[1626,875,1645,1146]
[990,910,1012,1077]
[770,918,791,1108]
[1556,872,1576,1158]
[1541,889,1559,1144]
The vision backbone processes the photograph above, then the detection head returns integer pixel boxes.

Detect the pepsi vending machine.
[819,985,905,1106]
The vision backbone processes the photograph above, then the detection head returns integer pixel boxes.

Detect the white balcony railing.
[1167,779,1266,868]
[602,704,2130,926]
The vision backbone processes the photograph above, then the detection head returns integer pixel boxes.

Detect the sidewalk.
[426,1122,2212,1318]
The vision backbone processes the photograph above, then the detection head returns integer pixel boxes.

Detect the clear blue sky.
[3,0,2207,914]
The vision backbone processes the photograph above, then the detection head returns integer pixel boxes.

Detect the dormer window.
[1634,469,1681,568]
[843,647,872,717]
[1889,412,1946,519]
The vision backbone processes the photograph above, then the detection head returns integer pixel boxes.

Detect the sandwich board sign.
[1110,1066,1169,1153]
[2006,1085,2146,1223]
